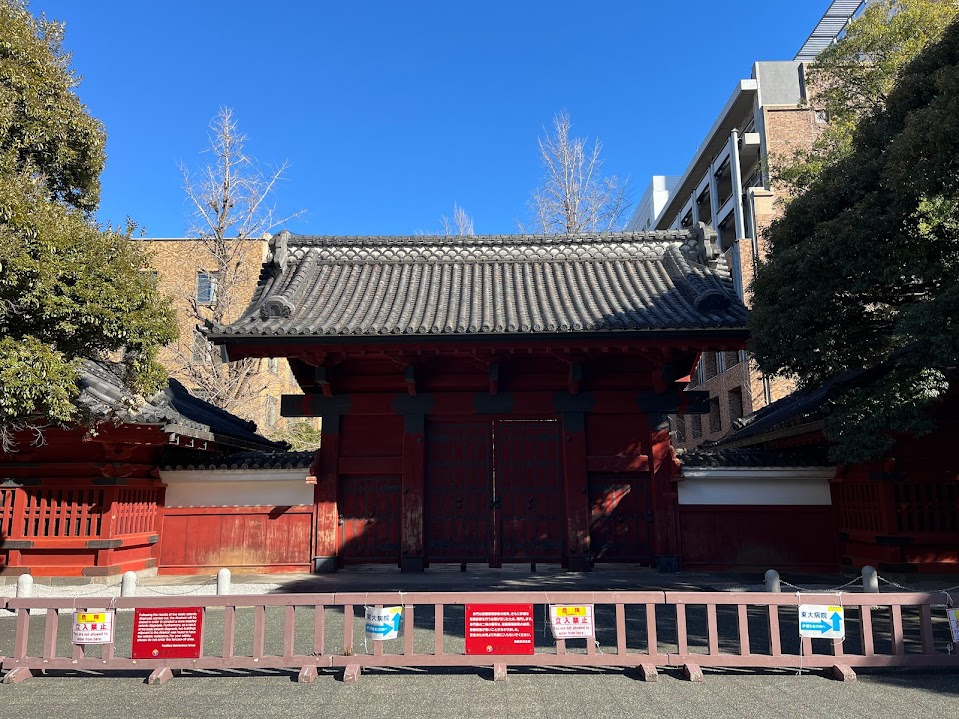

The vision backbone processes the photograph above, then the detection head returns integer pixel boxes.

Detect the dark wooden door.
[494,420,564,563]
[588,474,652,562]
[339,476,401,562]
[426,422,492,561]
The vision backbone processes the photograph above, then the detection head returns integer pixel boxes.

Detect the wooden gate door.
[588,474,653,562]
[494,420,564,564]
[426,422,492,562]
[338,476,401,562]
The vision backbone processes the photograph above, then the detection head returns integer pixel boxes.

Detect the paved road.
[3,664,957,719]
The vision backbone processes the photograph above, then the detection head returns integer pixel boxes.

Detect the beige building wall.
[141,237,307,437]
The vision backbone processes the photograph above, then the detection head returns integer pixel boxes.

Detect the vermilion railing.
[2,590,956,685]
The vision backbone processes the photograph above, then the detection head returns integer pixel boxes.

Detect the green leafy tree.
[0,1,177,447]
[750,18,959,463]
[776,0,958,194]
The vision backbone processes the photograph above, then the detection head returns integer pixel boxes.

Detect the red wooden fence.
[2,590,955,685]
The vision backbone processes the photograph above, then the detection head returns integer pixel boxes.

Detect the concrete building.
[628,0,868,449]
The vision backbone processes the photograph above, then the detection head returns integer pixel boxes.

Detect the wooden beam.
[315,367,333,398]
[404,365,416,396]
[488,363,499,395]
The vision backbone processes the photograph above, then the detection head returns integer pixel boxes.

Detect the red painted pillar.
[649,415,680,572]
[313,414,340,573]
[400,414,426,572]
[562,413,592,572]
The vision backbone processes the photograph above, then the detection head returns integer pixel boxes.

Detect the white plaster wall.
[678,474,832,506]
[161,469,313,507]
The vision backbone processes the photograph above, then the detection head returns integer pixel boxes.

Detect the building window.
[708,396,722,434]
[715,158,733,208]
[265,396,279,428]
[674,416,686,444]
[691,414,702,439]
[696,188,712,225]
[192,331,208,362]
[728,387,745,425]
[196,271,219,305]
[702,352,718,381]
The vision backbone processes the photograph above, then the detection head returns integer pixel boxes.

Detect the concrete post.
[862,565,879,593]
[764,569,781,593]
[15,573,33,598]
[217,568,232,595]
[121,571,137,597]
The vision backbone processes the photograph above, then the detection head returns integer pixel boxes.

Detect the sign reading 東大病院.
[798,604,845,640]
[365,606,403,641]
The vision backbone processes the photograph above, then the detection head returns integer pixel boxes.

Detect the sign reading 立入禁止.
[72,611,115,645]
[465,604,535,655]
[947,608,959,643]
[798,604,845,639]
[549,604,594,639]
[365,606,403,641]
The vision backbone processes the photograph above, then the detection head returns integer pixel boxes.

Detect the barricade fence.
[1,590,956,684]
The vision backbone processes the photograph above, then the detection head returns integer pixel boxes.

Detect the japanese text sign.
[465,604,534,655]
[549,604,594,639]
[72,611,114,645]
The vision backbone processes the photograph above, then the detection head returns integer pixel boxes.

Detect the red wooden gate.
[588,474,653,562]
[426,420,564,565]
[494,420,564,564]
[426,422,491,562]
[339,476,401,562]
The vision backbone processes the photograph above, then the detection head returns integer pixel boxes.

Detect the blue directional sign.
[365,606,403,640]
[798,604,845,639]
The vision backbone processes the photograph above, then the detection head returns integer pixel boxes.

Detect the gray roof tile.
[210,228,748,340]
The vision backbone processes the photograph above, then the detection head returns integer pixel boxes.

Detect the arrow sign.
[365,606,403,641]
[798,604,845,639]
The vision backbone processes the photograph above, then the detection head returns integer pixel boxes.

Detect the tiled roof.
[78,360,286,451]
[679,447,831,469]
[209,228,748,341]
[161,450,316,472]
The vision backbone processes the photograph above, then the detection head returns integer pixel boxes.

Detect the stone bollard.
[764,569,781,593]
[16,573,33,598]
[217,568,232,595]
[121,571,137,597]
[861,565,879,594]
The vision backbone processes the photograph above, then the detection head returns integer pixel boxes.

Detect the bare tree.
[440,203,474,236]
[169,107,303,417]
[528,111,630,234]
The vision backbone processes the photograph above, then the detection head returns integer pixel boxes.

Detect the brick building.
[140,237,307,436]
[627,1,868,448]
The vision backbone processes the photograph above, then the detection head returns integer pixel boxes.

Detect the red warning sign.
[465,603,535,655]
[131,608,204,659]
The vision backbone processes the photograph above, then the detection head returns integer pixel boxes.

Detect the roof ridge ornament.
[691,222,721,266]
[267,230,291,275]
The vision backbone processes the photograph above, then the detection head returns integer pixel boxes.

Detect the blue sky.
[31,1,831,237]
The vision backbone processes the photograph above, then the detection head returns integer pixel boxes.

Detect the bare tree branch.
[528,111,631,234]
[440,203,474,236]
[173,107,305,419]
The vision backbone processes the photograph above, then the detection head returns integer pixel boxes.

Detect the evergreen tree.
[0,1,177,446]
[751,18,959,463]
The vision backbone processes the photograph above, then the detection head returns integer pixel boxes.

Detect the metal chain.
[779,575,861,593]
[138,581,217,596]
[32,582,119,597]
